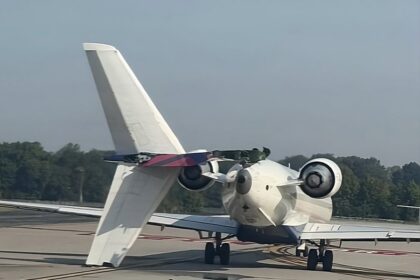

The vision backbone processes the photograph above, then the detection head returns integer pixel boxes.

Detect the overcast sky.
[0,0,419,166]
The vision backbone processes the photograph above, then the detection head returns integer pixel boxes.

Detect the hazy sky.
[0,0,419,166]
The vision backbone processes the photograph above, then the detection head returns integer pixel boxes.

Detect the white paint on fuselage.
[222,160,332,227]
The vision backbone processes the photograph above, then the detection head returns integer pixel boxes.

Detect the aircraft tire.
[295,247,301,257]
[307,249,318,270]
[205,242,215,264]
[303,246,309,257]
[219,243,230,265]
[322,250,333,272]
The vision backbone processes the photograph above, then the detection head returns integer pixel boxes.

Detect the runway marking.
[11,225,94,234]
[267,245,307,268]
[22,247,263,280]
[18,225,420,254]
[8,225,420,279]
[10,225,254,245]
[269,245,420,280]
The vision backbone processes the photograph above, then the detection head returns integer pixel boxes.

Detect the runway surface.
[0,209,419,280]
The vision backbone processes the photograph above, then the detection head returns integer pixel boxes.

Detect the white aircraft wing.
[83,43,186,267]
[300,222,420,241]
[0,200,238,235]
[149,213,238,234]
[0,200,103,217]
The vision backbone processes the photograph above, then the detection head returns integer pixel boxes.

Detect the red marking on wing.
[142,152,210,167]
[142,154,178,166]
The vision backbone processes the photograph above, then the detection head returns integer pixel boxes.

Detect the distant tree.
[393,162,420,186]
[0,145,18,197]
[42,164,72,201]
[80,150,115,202]
[332,164,360,217]
[45,144,84,201]
[0,142,50,199]
[201,184,223,208]
[278,155,309,170]
[39,144,115,202]
[311,153,336,161]
[159,185,204,213]
[391,163,420,221]
[340,156,395,218]
[1,141,419,220]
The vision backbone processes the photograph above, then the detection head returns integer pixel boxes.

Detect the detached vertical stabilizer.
[83,43,184,267]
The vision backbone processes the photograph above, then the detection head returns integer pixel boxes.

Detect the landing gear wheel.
[204,242,215,264]
[307,249,318,270]
[295,247,301,257]
[303,246,309,257]
[322,250,333,272]
[296,246,309,257]
[219,243,230,265]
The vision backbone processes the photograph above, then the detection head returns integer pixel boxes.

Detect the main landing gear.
[295,244,309,257]
[204,232,231,265]
[306,240,333,271]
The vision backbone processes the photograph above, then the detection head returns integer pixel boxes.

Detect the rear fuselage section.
[222,160,332,228]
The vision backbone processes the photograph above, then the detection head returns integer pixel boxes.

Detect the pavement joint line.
[7,225,255,245]
[23,246,265,280]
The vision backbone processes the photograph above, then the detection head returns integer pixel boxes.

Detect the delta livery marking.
[141,152,210,167]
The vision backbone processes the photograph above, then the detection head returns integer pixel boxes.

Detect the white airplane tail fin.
[84,43,184,155]
[83,43,184,267]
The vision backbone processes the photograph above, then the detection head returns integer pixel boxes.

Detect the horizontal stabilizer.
[104,152,211,167]
[104,147,273,167]
[142,152,210,167]
[301,223,420,241]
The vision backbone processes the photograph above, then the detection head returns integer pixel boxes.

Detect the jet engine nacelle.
[298,158,342,199]
[177,161,219,191]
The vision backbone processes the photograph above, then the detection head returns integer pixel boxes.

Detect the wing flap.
[301,222,420,241]
[149,213,238,234]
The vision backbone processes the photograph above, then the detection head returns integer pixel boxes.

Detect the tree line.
[0,142,419,221]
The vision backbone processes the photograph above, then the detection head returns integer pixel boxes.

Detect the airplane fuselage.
[222,160,332,227]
